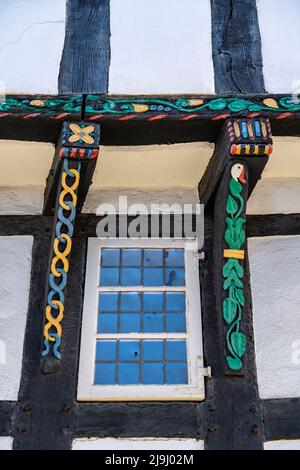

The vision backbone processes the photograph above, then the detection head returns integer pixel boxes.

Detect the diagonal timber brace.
[41,122,101,373]
[199,117,273,375]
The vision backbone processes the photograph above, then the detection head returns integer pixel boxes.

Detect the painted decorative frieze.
[0,95,299,122]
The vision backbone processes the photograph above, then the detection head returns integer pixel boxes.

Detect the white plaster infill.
[0,437,13,450]
[264,440,300,450]
[72,437,204,451]
[248,235,300,399]
[109,0,214,94]
[0,0,66,94]
[257,0,300,93]
[0,236,33,401]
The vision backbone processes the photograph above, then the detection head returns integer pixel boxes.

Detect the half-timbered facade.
[0,0,300,451]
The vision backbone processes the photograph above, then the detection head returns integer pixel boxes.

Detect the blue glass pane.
[94,363,116,384]
[143,268,163,286]
[120,268,142,286]
[143,313,163,333]
[165,249,184,267]
[96,340,117,360]
[142,363,164,384]
[101,249,120,267]
[119,314,141,333]
[120,292,141,312]
[144,249,163,267]
[98,314,118,333]
[165,268,185,286]
[143,292,163,312]
[119,340,140,361]
[98,293,119,312]
[100,268,119,286]
[166,292,185,311]
[166,340,187,361]
[118,363,140,384]
[166,314,186,333]
[122,249,142,266]
[143,340,164,361]
[166,363,188,384]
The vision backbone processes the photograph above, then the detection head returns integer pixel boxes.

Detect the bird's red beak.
[238,168,246,184]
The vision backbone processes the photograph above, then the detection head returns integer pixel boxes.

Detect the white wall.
[0,0,66,94]
[248,235,300,399]
[0,437,13,450]
[109,0,214,94]
[0,236,33,400]
[247,137,300,215]
[257,0,300,93]
[72,438,204,450]
[0,140,54,215]
[247,178,300,215]
[264,440,300,450]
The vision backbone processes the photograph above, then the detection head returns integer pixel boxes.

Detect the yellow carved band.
[223,249,245,260]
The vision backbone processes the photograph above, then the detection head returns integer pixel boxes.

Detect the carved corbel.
[199,118,273,374]
[41,122,101,373]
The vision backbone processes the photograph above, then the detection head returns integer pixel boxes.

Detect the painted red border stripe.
[88,114,105,121]
[23,113,42,119]
[0,113,10,118]
[212,113,231,121]
[148,114,168,121]
[180,114,199,121]
[119,115,137,121]
[52,113,71,120]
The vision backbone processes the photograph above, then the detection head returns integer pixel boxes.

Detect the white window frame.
[77,238,204,401]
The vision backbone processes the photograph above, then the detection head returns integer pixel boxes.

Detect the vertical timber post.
[41,122,101,373]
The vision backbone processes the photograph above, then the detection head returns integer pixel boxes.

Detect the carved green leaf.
[227,99,251,112]
[229,178,242,195]
[226,195,238,215]
[234,231,246,249]
[223,259,243,278]
[231,332,246,358]
[207,98,227,111]
[223,298,237,324]
[224,228,236,248]
[232,218,245,237]
[223,273,243,290]
[226,355,243,371]
[235,288,245,306]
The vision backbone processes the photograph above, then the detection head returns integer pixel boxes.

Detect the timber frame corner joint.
[41,121,101,374]
[199,117,273,375]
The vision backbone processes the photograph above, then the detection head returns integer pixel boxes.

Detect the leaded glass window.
[78,239,204,401]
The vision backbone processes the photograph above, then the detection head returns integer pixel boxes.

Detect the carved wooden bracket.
[199,118,273,374]
[41,122,101,373]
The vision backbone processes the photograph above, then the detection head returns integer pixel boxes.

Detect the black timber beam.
[211,0,265,94]
[0,94,299,144]
[74,403,204,439]
[199,119,272,374]
[41,122,100,373]
[263,399,300,441]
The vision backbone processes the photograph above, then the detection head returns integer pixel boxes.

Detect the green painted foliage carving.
[223,166,247,372]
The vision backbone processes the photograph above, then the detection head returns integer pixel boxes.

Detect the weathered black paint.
[263,399,300,440]
[58,0,110,94]
[75,403,203,439]
[247,214,300,238]
[211,0,266,93]
[0,403,16,436]
[199,217,264,449]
